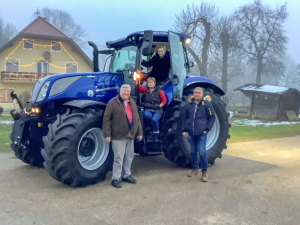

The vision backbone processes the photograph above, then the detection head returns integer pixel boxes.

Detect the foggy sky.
[1,0,299,63]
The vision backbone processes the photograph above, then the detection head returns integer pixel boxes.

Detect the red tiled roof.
[20,17,68,38]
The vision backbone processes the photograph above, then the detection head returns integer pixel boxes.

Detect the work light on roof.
[186,38,191,44]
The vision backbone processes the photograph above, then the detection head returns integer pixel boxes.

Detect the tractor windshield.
[109,46,147,96]
[109,46,147,72]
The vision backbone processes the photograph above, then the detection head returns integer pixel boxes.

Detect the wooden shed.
[235,84,300,121]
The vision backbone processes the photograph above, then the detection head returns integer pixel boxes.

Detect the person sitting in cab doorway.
[135,77,167,140]
[141,45,170,84]
[181,87,216,182]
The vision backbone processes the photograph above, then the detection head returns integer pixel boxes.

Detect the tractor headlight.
[36,81,50,102]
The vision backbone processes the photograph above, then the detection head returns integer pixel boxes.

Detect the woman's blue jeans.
[144,111,161,132]
[188,133,208,171]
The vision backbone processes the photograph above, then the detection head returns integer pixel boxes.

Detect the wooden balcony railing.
[1,71,56,83]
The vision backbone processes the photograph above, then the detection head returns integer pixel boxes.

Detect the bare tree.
[33,8,86,47]
[263,57,285,85]
[0,17,18,48]
[296,64,300,88]
[210,16,240,93]
[281,56,300,88]
[234,0,288,84]
[208,53,245,83]
[173,2,219,77]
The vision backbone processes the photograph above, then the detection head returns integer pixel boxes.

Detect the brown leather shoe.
[201,170,208,182]
[188,169,199,177]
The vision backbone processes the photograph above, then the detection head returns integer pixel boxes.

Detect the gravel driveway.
[0,135,300,225]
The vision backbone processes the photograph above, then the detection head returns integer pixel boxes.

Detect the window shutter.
[37,62,42,73]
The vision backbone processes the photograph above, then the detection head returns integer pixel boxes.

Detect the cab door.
[168,31,187,100]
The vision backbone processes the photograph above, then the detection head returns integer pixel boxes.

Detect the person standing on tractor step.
[135,77,167,140]
[103,84,143,188]
[141,45,170,84]
[181,87,215,182]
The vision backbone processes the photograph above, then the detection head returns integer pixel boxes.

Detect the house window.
[5,59,19,72]
[66,62,77,73]
[0,89,12,103]
[37,61,49,73]
[24,39,33,49]
[52,42,61,51]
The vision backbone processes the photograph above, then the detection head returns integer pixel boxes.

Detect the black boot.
[111,179,122,188]
[122,175,137,184]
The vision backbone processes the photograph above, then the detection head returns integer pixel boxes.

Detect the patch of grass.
[228,118,300,143]
[0,116,13,121]
[0,125,12,152]
[0,116,13,152]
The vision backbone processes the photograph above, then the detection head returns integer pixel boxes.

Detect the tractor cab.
[92,31,192,104]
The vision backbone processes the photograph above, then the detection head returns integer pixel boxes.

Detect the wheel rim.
[77,128,109,170]
[206,113,220,150]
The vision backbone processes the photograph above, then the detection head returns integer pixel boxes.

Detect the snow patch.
[241,85,289,93]
[232,119,300,127]
[228,111,233,118]
[0,121,13,125]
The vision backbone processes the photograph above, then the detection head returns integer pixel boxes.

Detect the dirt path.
[0,136,300,225]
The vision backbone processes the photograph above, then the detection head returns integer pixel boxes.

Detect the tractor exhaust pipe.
[88,41,99,72]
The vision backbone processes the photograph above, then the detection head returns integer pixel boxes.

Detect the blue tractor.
[9,30,230,187]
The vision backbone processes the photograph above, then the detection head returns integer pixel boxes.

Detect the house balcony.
[1,71,56,83]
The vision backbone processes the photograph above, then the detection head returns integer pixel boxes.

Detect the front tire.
[41,107,113,187]
[161,86,230,167]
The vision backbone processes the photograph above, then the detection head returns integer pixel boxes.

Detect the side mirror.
[142,30,153,56]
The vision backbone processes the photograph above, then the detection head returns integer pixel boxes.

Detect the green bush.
[0,106,3,116]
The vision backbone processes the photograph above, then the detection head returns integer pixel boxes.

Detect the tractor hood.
[30,72,122,106]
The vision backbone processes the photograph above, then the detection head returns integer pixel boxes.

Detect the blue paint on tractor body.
[31,72,123,106]
[30,73,223,107]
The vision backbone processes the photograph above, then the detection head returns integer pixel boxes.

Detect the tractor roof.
[106,31,190,49]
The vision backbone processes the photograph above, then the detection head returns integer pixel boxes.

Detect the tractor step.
[145,133,161,143]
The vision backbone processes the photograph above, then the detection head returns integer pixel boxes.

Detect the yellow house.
[0,16,93,110]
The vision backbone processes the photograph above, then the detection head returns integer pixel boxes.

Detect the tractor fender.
[64,100,107,109]
[184,76,225,96]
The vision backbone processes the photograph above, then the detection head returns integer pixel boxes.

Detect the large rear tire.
[41,107,113,187]
[161,86,230,167]
[10,120,44,167]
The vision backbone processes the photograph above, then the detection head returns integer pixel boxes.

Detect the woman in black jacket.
[141,45,170,83]
[181,87,215,182]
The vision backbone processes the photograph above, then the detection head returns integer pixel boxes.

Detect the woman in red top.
[135,77,167,138]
